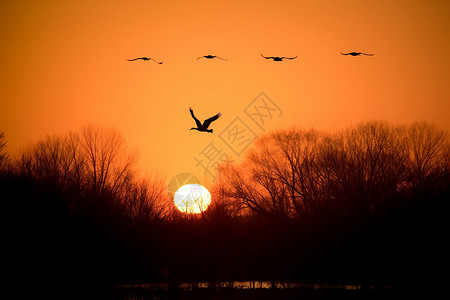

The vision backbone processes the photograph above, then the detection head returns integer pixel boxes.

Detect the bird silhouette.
[340,52,374,56]
[197,55,228,61]
[127,57,163,64]
[260,54,298,61]
[189,107,221,133]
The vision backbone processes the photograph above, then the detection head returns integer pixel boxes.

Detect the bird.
[127,57,163,64]
[197,55,228,61]
[189,107,221,133]
[340,52,374,56]
[260,54,298,61]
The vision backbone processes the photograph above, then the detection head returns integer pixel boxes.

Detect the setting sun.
[174,184,211,214]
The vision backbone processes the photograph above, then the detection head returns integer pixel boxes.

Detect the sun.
[173,184,212,214]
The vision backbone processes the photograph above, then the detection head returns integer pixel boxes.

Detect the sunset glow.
[1,0,449,184]
[1,1,448,295]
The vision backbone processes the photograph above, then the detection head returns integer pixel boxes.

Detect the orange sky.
[1,0,449,186]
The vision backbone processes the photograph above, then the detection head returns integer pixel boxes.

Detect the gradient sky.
[1,0,449,186]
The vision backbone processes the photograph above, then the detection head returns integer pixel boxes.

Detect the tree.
[79,124,137,199]
[318,121,408,215]
[404,122,449,192]
[9,124,170,222]
[121,174,168,222]
[0,132,8,170]
[218,121,449,219]
[219,128,325,219]
[206,175,246,222]
[270,128,326,215]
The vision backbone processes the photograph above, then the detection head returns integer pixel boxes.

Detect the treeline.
[1,121,448,296]
[215,121,449,220]
[1,125,171,297]
[2,125,169,221]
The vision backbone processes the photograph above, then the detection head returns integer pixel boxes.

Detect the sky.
[1,0,449,187]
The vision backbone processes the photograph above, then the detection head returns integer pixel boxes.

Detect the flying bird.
[189,107,221,133]
[127,57,163,64]
[340,52,374,56]
[197,55,228,61]
[260,54,298,61]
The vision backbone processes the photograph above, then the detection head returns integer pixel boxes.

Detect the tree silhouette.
[79,124,137,198]
[0,132,8,170]
[9,124,168,222]
[318,121,408,215]
[403,122,449,192]
[122,175,169,222]
[218,121,449,219]
[205,175,245,222]
[13,134,83,192]
[219,128,326,219]
[2,121,448,293]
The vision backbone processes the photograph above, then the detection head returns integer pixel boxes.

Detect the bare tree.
[13,133,86,194]
[9,125,170,220]
[79,124,137,199]
[219,128,325,219]
[318,121,408,214]
[220,161,273,218]
[270,128,326,215]
[207,174,246,221]
[122,174,168,222]
[220,121,445,219]
[0,132,8,170]
[404,122,449,191]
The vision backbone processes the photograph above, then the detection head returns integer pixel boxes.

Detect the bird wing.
[128,58,139,61]
[203,112,222,129]
[189,107,202,128]
[151,58,163,64]
[282,56,298,60]
[260,54,274,59]
[340,52,350,55]
[196,56,205,60]
[216,56,228,61]
[362,53,375,56]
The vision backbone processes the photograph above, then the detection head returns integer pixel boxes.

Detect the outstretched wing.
[189,107,202,128]
[216,56,228,61]
[203,112,222,129]
[196,56,205,60]
[128,57,150,61]
[362,53,375,56]
[282,56,298,60]
[260,54,274,59]
[151,58,163,64]
[340,52,350,55]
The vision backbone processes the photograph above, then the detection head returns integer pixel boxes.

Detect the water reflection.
[117,280,391,293]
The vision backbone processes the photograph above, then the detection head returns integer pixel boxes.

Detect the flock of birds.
[127,51,375,64]
[128,51,374,133]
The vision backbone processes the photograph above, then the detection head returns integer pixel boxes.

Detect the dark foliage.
[1,122,448,297]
